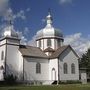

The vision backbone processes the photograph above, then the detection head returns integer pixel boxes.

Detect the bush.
[4,74,17,85]
[59,80,81,84]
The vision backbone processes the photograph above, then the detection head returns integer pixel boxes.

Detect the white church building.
[0,10,79,84]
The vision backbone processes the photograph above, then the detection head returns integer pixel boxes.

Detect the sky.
[0,0,90,55]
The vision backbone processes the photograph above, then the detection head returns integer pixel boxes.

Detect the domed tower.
[0,8,21,80]
[36,12,64,55]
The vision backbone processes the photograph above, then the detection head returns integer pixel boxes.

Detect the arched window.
[39,40,41,47]
[36,63,41,74]
[47,39,51,47]
[71,63,75,74]
[1,51,4,60]
[63,63,68,74]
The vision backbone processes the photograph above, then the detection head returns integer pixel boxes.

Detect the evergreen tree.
[80,48,90,68]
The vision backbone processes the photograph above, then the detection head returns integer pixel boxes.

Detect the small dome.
[3,25,18,38]
[36,12,63,40]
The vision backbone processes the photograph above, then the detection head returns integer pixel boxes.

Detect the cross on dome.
[3,8,18,38]
[5,8,14,25]
[46,9,53,27]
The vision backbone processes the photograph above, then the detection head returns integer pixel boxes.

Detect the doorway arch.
[51,68,56,81]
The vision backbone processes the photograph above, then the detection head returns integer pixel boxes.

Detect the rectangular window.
[39,40,41,47]
[47,39,51,47]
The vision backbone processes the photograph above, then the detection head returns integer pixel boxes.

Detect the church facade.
[0,11,79,84]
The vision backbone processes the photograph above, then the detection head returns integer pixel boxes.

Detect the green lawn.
[0,84,90,90]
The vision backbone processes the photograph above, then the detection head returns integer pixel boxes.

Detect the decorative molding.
[36,36,64,41]
[0,43,20,47]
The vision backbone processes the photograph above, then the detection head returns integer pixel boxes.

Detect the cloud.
[2,7,30,23]
[23,27,30,35]
[64,33,81,45]
[59,0,72,4]
[27,34,37,46]
[13,10,26,20]
[26,8,30,12]
[0,0,9,16]
[64,33,90,56]
[0,24,6,37]
[17,30,27,45]
[13,8,30,20]
[16,27,31,45]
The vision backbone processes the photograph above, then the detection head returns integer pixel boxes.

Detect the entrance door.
[52,68,56,81]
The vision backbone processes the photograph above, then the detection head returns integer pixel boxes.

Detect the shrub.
[59,80,81,84]
[4,74,17,85]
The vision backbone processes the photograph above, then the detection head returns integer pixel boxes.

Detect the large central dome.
[36,12,63,40]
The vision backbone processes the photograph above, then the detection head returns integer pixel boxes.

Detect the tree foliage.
[80,48,90,68]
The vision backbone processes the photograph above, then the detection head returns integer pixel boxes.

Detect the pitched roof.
[49,45,68,59]
[19,45,48,58]
[19,45,79,59]
[49,45,79,59]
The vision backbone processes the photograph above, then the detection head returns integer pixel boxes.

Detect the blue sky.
[9,0,90,37]
[0,0,90,55]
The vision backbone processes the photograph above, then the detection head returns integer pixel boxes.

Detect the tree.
[79,48,90,69]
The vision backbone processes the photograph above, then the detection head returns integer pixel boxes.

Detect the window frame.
[39,40,41,47]
[47,39,51,47]
[36,62,41,74]
[71,63,75,74]
[63,63,68,74]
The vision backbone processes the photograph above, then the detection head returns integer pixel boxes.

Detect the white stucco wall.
[24,57,49,81]
[0,39,7,80]
[49,58,58,81]
[59,47,79,81]
[6,44,23,80]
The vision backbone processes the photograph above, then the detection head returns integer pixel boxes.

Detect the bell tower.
[0,8,22,80]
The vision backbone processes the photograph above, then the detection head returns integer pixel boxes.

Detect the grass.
[0,84,90,90]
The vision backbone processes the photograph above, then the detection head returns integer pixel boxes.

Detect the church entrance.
[52,68,56,81]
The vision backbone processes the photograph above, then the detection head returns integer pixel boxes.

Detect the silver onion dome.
[36,12,63,40]
[3,25,18,38]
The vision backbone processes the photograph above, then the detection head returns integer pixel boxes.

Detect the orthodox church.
[0,10,79,84]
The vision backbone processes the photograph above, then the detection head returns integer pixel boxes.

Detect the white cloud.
[0,0,9,16]
[13,8,31,20]
[16,27,31,45]
[59,0,72,4]
[13,10,26,20]
[2,8,30,22]
[27,34,37,46]
[0,24,6,37]
[17,31,27,45]
[64,33,90,56]
[3,8,14,22]
[64,33,81,45]
[26,8,30,12]
[23,27,30,35]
